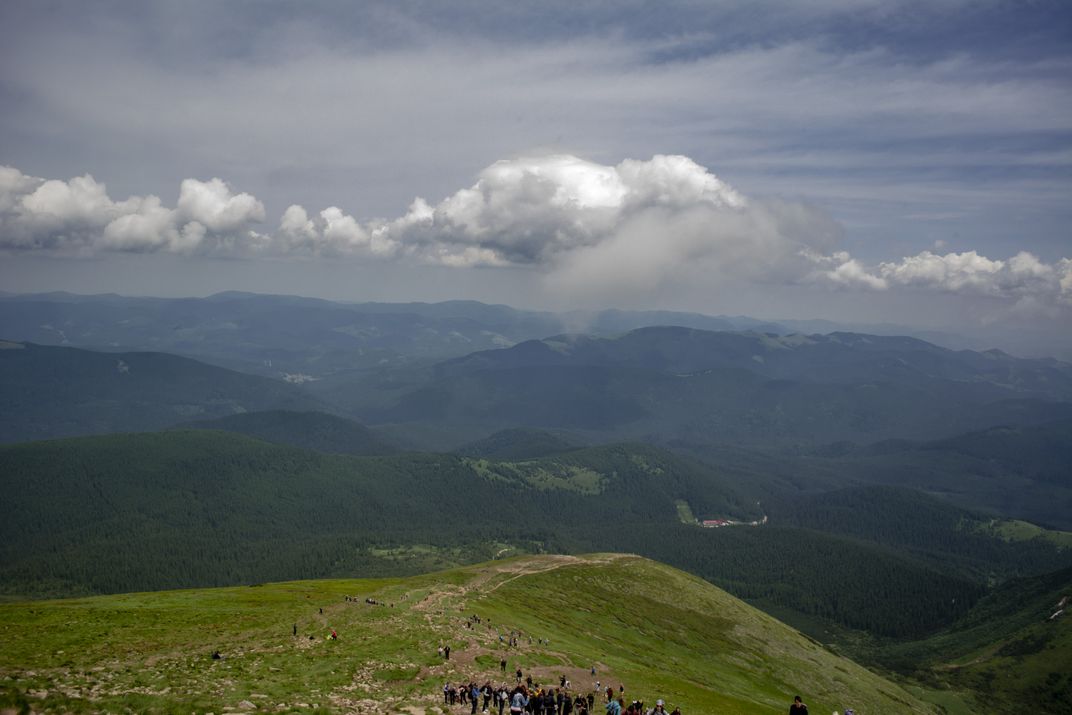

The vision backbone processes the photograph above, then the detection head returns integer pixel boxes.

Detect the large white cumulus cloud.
[0,166,265,253]
[1,156,1069,309]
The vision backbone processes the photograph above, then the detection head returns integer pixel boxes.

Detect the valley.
[2,292,1070,713]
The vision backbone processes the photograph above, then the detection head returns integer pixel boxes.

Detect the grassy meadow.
[0,555,938,714]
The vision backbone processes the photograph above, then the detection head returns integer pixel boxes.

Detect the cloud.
[0,166,265,254]
[176,178,264,233]
[2,157,1069,311]
[383,154,752,267]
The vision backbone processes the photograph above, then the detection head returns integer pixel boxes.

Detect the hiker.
[573,694,588,715]
[586,693,594,711]
[557,688,567,715]
[501,657,507,673]
[497,684,510,715]
[319,607,323,614]
[646,699,668,715]
[605,688,613,703]
[211,650,221,660]
[605,698,622,715]
[510,685,529,715]
[483,681,493,711]
[516,668,523,684]
[330,629,337,640]
[445,645,451,660]
[471,682,481,715]
[789,695,809,715]
[449,684,457,705]
[292,624,297,636]
[438,646,444,658]
[444,683,451,704]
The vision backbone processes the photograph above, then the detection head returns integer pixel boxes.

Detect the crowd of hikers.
[309,602,820,714]
[439,661,684,715]
[440,679,682,715]
[428,617,829,715]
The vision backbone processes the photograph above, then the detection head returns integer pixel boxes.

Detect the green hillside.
[876,567,1072,714]
[0,342,326,444]
[175,410,398,456]
[813,420,1072,530]
[764,485,1072,581]
[0,431,754,597]
[455,428,583,460]
[363,343,1072,448]
[0,430,994,643]
[0,554,939,715]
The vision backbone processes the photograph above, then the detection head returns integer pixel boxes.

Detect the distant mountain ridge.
[1,290,1021,377]
[439,327,1072,399]
[0,342,326,444]
[365,326,1072,449]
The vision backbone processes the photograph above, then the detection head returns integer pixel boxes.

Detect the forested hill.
[174,410,398,456]
[361,327,1072,448]
[0,430,753,595]
[437,327,1072,399]
[0,342,327,444]
[875,566,1072,714]
[455,428,583,459]
[0,429,1010,641]
[764,484,1072,581]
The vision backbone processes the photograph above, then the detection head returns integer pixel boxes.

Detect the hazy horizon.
[2,1,1070,356]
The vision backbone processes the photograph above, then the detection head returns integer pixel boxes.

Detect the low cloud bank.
[2,157,1069,308]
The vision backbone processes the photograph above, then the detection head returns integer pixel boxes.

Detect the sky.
[1,0,1071,354]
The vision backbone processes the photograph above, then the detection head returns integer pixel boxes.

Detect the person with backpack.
[789,695,808,715]
[605,698,622,715]
[510,686,529,715]
[497,685,510,715]
[542,688,556,715]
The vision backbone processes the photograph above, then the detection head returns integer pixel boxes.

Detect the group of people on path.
[440,672,679,715]
[439,672,821,715]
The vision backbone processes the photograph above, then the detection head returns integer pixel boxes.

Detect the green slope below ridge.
[0,430,990,643]
[175,410,398,456]
[0,554,938,715]
[0,431,753,597]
